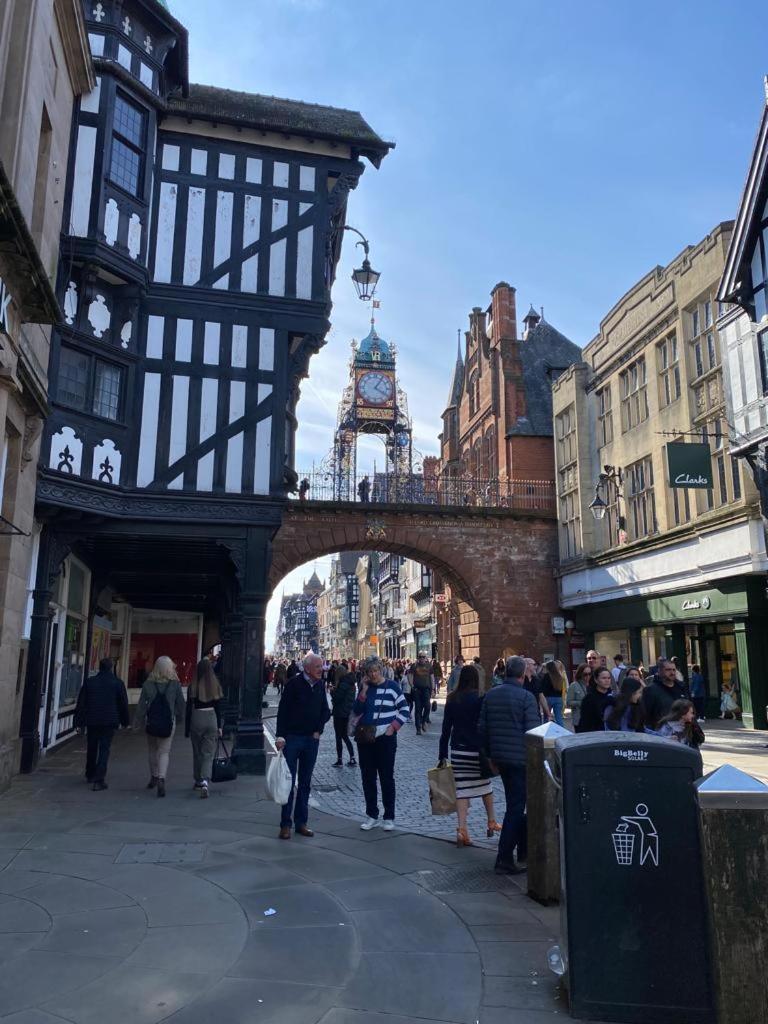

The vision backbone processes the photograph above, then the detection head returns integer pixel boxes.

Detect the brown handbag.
[354,723,377,745]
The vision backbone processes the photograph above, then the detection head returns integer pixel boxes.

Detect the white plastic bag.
[266,751,293,804]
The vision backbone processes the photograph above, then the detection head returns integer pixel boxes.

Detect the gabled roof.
[506,319,582,437]
[718,82,768,306]
[167,84,394,166]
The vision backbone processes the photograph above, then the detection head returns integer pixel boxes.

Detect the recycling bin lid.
[554,731,703,771]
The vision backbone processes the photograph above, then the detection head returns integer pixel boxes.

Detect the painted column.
[629,627,643,668]
[664,623,688,684]
[734,619,768,729]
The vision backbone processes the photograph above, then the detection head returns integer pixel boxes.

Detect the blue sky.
[177,0,767,642]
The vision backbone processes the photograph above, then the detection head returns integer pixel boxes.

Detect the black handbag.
[211,739,237,782]
[431,700,438,713]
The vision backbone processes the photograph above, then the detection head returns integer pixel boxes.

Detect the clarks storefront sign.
[667,442,713,489]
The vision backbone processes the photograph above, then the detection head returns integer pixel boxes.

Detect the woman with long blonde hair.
[133,655,185,797]
[185,658,224,797]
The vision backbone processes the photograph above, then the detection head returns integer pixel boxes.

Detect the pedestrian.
[74,657,130,791]
[472,656,487,692]
[491,658,506,687]
[566,662,591,729]
[275,653,330,839]
[399,667,414,715]
[719,680,742,720]
[298,478,310,502]
[439,665,502,847]
[524,658,550,722]
[657,699,705,748]
[447,655,465,693]
[287,658,300,679]
[352,655,410,830]
[431,658,443,693]
[689,663,706,721]
[619,664,644,686]
[274,660,287,695]
[331,664,358,767]
[478,656,540,875]
[408,652,434,734]
[185,658,224,798]
[603,677,645,732]
[611,653,626,687]
[575,666,614,733]
[133,655,186,797]
[585,649,602,675]
[642,659,688,731]
[357,474,371,502]
[540,660,567,726]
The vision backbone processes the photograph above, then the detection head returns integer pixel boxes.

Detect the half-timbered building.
[20,0,391,772]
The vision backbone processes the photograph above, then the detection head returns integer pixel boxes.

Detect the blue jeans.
[547,696,564,727]
[280,734,319,829]
[497,763,527,867]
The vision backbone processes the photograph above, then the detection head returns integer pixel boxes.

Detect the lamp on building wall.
[345,225,380,301]
[589,465,627,538]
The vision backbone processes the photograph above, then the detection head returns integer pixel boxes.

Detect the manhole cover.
[116,843,205,865]
[410,866,522,894]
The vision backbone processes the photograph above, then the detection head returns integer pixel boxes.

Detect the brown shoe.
[295,825,314,837]
[279,827,292,840]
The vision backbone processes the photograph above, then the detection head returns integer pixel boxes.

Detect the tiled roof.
[506,320,582,437]
[167,84,393,166]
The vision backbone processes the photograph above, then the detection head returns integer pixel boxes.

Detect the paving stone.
[0,932,48,959]
[0,895,52,932]
[36,905,146,957]
[126,920,248,973]
[439,890,542,926]
[23,833,126,857]
[10,849,116,881]
[228,923,358,985]
[0,833,33,849]
[196,858,307,894]
[325,874,427,910]
[164,978,342,1024]
[483,974,568,1012]
[271,848,390,884]
[0,870,57,894]
[351,905,477,953]
[320,1012,458,1024]
[237,882,348,928]
[480,1008,569,1023]
[476,940,553,977]
[0,1009,78,1023]
[0,950,118,1015]
[23,876,136,915]
[99,864,245,926]
[470,921,556,942]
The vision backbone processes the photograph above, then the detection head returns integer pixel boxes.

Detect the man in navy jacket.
[74,658,130,790]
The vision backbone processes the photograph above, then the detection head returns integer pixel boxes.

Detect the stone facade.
[0,0,92,789]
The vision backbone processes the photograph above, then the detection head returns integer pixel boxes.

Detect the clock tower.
[330,318,413,500]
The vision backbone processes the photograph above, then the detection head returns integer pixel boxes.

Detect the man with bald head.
[275,652,330,839]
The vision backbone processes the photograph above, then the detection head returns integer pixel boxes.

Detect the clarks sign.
[682,596,711,612]
[666,442,713,489]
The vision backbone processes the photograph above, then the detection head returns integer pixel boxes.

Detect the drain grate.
[116,842,205,865]
[409,866,523,894]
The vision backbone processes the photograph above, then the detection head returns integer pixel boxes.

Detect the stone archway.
[270,503,560,668]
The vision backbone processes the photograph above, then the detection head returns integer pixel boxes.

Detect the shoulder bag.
[211,738,237,782]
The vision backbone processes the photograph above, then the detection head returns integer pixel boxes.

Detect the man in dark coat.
[478,655,540,875]
[74,657,129,790]
[642,659,689,730]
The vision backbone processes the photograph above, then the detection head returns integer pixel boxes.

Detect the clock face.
[357,371,394,406]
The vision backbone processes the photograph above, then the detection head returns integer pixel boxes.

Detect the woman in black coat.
[576,666,615,733]
[331,670,357,767]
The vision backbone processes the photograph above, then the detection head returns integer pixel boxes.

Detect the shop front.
[570,577,768,728]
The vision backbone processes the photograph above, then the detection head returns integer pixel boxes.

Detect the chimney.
[469,305,487,340]
[490,281,517,343]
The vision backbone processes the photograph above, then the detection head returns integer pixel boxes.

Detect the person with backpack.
[133,655,186,797]
[408,653,434,734]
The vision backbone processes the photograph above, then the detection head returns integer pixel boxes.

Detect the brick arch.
[270,504,560,668]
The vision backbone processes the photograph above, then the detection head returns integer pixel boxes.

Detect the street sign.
[434,593,447,604]
[667,442,712,488]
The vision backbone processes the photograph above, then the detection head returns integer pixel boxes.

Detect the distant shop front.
[570,577,768,728]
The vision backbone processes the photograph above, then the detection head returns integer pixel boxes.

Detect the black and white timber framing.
[19,0,391,773]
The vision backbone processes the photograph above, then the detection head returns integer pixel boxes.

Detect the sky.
[177,0,768,646]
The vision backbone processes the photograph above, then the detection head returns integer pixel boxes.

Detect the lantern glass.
[589,495,608,521]
[351,260,380,301]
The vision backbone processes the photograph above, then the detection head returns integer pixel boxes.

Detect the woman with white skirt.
[438,665,501,847]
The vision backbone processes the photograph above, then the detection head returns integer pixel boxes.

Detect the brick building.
[438,282,580,494]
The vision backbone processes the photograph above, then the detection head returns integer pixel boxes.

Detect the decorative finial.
[764,75,768,103]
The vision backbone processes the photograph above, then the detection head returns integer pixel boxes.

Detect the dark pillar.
[664,623,688,685]
[219,614,243,737]
[628,626,643,668]
[734,619,768,729]
[18,528,68,773]
[232,526,272,774]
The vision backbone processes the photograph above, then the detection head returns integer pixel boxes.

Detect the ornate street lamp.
[589,465,627,538]
[345,225,380,301]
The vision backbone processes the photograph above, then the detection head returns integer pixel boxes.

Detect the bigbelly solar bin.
[552,733,714,1023]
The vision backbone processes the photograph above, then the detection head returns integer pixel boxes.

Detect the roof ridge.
[187,82,366,118]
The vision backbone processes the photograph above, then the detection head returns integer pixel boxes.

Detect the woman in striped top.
[352,655,410,831]
[439,665,501,847]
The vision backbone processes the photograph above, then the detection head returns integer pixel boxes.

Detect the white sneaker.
[360,817,381,831]
[383,820,395,831]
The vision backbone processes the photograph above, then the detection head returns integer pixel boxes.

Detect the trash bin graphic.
[612,822,634,865]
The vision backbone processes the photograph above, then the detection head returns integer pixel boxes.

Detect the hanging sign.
[666,442,712,489]
[0,276,12,335]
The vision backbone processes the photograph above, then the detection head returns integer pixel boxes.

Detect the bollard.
[695,765,768,1024]
[525,721,570,905]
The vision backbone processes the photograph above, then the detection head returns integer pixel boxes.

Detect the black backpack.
[145,683,173,738]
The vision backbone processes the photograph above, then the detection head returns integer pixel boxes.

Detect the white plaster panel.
[104,198,119,245]
[70,125,97,236]
[241,256,258,293]
[183,186,205,284]
[226,433,244,493]
[153,182,177,282]
[229,381,245,424]
[162,145,180,171]
[197,450,214,491]
[219,153,235,179]
[254,417,271,494]
[257,384,272,403]
[259,327,274,371]
[299,202,312,216]
[169,376,190,468]
[728,346,743,410]
[127,212,142,259]
[203,322,220,365]
[271,198,288,232]
[212,190,233,289]
[245,157,262,183]
[231,325,248,368]
[117,44,131,70]
[296,226,313,299]
[146,315,164,357]
[137,373,161,486]
[242,194,261,291]
[273,162,289,187]
[175,319,193,361]
[168,474,183,491]
[88,33,104,56]
[299,166,315,191]
[139,62,153,89]
[191,149,207,175]
[120,321,131,348]
[268,238,286,296]
[80,77,101,114]
[199,378,218,441]
[92,439,121,485]
[64,282,78,325]
[87,294,110,337]
[743,340,758,405]
[49,427,82,476]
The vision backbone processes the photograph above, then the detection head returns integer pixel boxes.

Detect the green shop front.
[571,577,768,728]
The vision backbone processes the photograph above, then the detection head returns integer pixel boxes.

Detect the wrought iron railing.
[293,471,555,512]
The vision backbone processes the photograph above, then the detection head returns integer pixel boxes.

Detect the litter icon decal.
[612,803,659,867]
